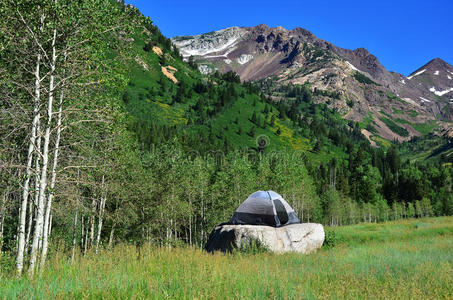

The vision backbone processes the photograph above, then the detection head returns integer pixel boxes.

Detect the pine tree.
[251,112,257,124]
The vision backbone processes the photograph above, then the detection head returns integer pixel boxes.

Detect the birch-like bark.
[16,45,42,277]
[26,119,41,253]
[84,216,89,255]
[89,197,96,248]
[81,215,86,255]
[40,81,64,268]
[108,223,115,248]
[29,28,57,277]
[0,187,9,250]
[25,191,35,253]
[71,209,78,263]
[95,175,106,254]
[189,194,192,246]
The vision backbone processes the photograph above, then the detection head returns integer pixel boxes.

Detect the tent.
[229,190,301,227]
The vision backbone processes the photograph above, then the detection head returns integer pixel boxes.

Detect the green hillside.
[120,20,370,163]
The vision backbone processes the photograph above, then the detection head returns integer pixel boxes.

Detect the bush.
[0,252,15,274]
[379,117,409,137]
[235,239,269,255]
[323,229,343,248]
[353,71,379,85]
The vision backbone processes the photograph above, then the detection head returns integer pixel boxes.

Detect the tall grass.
[1,217,452,299]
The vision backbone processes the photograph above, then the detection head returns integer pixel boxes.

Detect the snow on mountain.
[430,86,453,96]
[346,61,358,71]
[407,69,426,80]
[172,27,246,58]
[237,54,253,65]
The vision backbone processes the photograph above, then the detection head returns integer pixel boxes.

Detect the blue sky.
[127,0,452,76]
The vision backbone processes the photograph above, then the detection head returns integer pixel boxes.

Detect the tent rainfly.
[229,191,301,227]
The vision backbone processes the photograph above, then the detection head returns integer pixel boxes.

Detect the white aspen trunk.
[201,189,204,248]
[189,194,192,246]
[95,176,106,254]
[71,209,78,263]
[40,83,64,268]
[174,220,177,240]
[48,213,52,237]
[29,28,57,277]
[301,201,304,223]
[81,215,86,255]
[27,118,41,253]
[84,216,89,254]
[16,46,42,277]
[0,187,9,249]
[108,224,115,248]
[0,209,4,250]
[89,197,96,248]
[25,192,34,253]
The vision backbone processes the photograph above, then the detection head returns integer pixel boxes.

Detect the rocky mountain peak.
[409,58,453,76]
[423,57,452,71]
[353,47,371,57]
[291,27,314,37]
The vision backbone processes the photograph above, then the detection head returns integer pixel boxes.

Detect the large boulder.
[205,223,325,254]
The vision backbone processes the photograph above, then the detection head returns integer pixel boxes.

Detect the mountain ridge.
[172,24,453,143]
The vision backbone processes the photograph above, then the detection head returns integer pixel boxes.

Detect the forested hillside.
[0,0,452,276]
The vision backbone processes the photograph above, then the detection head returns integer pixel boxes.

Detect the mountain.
[406,58,453,103]
[172,25,453,143]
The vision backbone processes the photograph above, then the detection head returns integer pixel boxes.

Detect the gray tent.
[229,191,300,227]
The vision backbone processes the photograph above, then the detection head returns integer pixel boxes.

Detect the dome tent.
[229,191,301,227]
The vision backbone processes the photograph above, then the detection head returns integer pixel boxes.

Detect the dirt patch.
[361,129,378,147]
[161,66,178,83]
[153,46,163,56]
[167,65,177,72]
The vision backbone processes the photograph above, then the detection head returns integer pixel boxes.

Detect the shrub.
[323,229,343,248]
[353,71,379,85]
[235,239,269,255]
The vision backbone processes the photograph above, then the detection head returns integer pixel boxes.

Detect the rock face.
[205,223,325,254]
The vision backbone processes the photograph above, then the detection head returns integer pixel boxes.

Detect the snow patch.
[407,69,426,80]
[429,86,453,96]
[419,97,431,103]
[346,61,358,71]
[400,79,406,84]
[237,54,253,65]
[198,64,213,75]
[434,70,439,75]
[448,75,452,80]
[224,59,232,64]
[205,46,237,59]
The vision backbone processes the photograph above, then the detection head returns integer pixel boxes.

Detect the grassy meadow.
[1,217,453,299]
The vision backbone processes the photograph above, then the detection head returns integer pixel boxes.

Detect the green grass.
[409,109,419,118]
[1,217,452,299]
[353,71,380,86]
[359,112,374,129]
[394,118,438,136]
[386,92,405,104]
[379,116,410,137]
